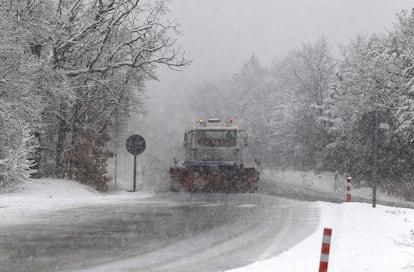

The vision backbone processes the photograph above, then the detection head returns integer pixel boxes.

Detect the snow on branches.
[0,0,188,191]
[0,123,38,189]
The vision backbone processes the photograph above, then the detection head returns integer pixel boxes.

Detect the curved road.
[0,193,319,272]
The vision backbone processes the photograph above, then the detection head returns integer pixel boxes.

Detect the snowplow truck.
[169,119,259,192]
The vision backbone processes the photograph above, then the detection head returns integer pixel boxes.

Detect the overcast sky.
[143,0,414,121]
[149,0,413,89]
[136,0,414,163]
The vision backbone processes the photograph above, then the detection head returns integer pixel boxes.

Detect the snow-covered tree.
[0,123,38,188]
[48,0,188,190]
[0,0,188,191]
[280,38,336,169]
[0,0,56,188]
[321,12,414,188]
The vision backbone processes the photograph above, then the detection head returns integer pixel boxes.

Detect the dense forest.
[0,0,187,191]
[192,10,414,199]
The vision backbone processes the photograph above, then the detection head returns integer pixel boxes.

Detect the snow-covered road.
[1,173,414,272]
[0,193,318,272]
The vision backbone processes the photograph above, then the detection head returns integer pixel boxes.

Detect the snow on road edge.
[225,169,414,272]
[0,178,153,225]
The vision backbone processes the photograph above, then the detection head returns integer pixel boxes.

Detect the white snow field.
[0,171,413,271]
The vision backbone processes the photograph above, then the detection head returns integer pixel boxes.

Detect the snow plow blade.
[169,164,259,193]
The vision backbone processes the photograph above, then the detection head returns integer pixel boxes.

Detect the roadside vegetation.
[0,0,187,191]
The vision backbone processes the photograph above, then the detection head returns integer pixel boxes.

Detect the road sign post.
[126,135,146,192]
[373,111,378,208]
[359,111,392,208]
[133,154,137,192]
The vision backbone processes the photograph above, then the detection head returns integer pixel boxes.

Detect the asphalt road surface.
[0,193,319,272]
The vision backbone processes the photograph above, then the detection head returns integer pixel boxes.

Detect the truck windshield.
[195,130,237,147]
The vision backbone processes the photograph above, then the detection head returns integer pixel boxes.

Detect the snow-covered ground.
[1,171,413,271]
[0,178,152,225]
[228,169,414,272]
[228,201,414,272]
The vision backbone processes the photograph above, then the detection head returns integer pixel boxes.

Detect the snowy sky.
[148,0,414,92]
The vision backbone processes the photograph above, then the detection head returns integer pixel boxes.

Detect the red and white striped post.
[346,177,352,202]
[319,228,332,272]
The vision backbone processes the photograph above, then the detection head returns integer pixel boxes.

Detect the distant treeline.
[192,10,414,199]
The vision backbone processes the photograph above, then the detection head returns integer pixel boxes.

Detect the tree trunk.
[55,100,68,178]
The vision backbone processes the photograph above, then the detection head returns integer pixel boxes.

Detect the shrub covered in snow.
[0,124,38,190]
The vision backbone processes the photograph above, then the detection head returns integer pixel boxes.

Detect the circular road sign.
[126,135,146,156]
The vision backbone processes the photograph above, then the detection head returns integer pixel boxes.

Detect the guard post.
[319,228,332,272]
[346,177,352,202]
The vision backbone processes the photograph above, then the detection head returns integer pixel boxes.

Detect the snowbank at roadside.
[0,178,152,225]
[227,169,414,272]
[262,168,408,204]
[228,201,414,272]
